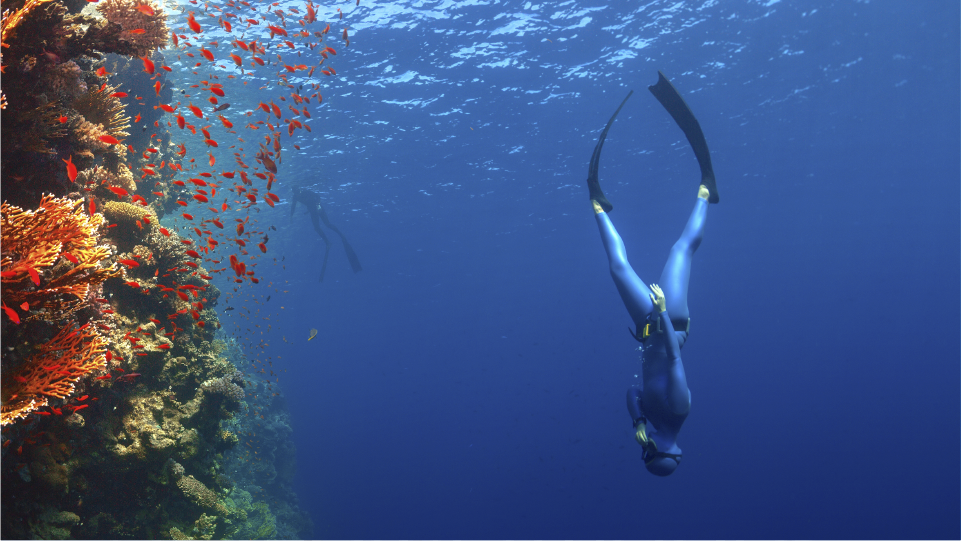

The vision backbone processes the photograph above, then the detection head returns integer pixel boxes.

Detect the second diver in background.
[290,187,363,282]
[587,71,719,477]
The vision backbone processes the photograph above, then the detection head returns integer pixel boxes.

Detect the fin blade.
[587,90,634,212]
[648,71,718,203]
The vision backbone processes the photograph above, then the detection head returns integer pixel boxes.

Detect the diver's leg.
[658,191,708,322]
[595,203,654,328]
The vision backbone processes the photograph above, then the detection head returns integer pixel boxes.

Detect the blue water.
[203,1,959,538]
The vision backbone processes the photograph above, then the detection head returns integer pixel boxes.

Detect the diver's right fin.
[587,90,633,212]
[648,71,718,204]
[341,238,362,273]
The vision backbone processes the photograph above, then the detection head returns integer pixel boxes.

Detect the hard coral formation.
[202,372,246,403]
[41,60,88,98]
[96,0,168,57]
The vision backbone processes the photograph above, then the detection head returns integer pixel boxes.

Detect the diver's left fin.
[587,90,633,212]
[648,71,718,203]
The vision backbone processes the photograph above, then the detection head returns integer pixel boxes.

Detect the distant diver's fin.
[319,241,330,282]
[648,71,718,204]
[317,206,362,273]
[587,90,633,212]
[341,239,363,273]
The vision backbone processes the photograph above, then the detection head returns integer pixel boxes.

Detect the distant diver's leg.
[658,195,708,324]
[595,204,654,329]
[309,210,332,282]
[648,71,719,204]
[317,207,362,273]
[587,91,633,213]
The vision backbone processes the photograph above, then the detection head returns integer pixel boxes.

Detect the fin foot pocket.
[648,71,719,204]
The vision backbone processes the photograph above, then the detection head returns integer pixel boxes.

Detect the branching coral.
[72,83,131,143]
[0,0,55,45]
[5,100,66,155]
[1,322,107,426]
[1,195,121,322]
[96,0,168,58]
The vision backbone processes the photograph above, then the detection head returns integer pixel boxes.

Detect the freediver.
[290,187,363,281]
[587,71,719,477]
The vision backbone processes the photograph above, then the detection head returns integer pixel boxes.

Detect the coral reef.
[96,0,168,58]
[2,1,317,538]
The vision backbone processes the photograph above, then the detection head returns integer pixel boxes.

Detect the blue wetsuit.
[594,197,707,474]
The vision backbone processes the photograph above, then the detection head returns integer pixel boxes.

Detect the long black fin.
[318,206,362,273]
[587,90,633,212]
[648,71,718,204]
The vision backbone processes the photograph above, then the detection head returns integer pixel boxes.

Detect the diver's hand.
[649,284,667,313]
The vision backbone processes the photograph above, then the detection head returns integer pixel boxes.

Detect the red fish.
[63,155,77,181]
[189,103,203,118]
[158,344,171,350]
[96,66,110,76]
[262,156,277,173]
[142,56,155,74]
[136,4,154,16]
[107,186,129,197]
[99,135,121,145]
[2,303,20,324]
[188,13,201,33]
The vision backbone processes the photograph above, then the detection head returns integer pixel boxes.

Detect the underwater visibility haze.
[0,0,958,539]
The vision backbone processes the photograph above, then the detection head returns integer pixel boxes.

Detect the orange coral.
[1,323,107,426]
[0,0,55,45]
[1,195,121,322]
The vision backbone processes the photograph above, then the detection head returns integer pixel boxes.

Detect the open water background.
[200,1,959,538]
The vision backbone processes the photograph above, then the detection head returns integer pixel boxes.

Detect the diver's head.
[644,451,681,476]
[641,432,681,476]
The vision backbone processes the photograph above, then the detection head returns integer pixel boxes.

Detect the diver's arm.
[651,285,689,415]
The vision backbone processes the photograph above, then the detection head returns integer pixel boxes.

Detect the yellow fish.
[307,328,318,341]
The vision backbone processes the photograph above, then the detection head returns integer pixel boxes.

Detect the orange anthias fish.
[2,303,21,324]
[62,155,77,182]
[188,13,202,33]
